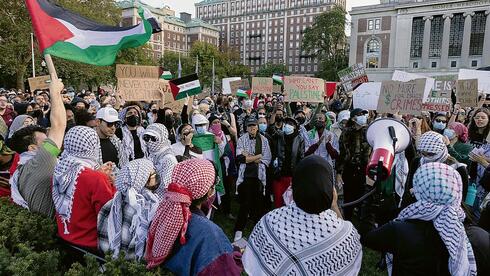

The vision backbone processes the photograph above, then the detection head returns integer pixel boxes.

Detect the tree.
[255,63,290,77]
[0,0,155,90]
[302,5,348,81]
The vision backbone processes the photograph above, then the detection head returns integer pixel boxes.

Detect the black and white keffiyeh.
[10,151,36,209]
[104,159,159,260]
[52,126,101,234]
[243,203,362,276]
[417,131,448,164]
[144,123,177,197]
[119,106,145,163]
[388,162,477,276]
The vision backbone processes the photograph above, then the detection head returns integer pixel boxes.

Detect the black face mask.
[66,119,76,129]
[151,109,158,114]
[296,116,306,125]
[164,114,174,127]
[125,115,140,127]
[315,121,325,129]
[275,115,283,123]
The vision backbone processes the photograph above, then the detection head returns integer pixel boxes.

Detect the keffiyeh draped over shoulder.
[52,126,101,234]
[101,159,159,260]
[417,131,448,164]
[145,159,216,269]
[391,162,477,276]
[119,106,145,164]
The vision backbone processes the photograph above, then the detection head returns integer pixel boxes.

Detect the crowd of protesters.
[0,78,488,276]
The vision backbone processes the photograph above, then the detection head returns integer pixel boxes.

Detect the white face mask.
[356,115,368,126]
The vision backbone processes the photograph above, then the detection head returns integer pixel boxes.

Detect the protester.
[468,108,490,148]
[97,159,159,260]
[432,112,448,134]
[53,126,115,250]
[96,107,124,167]
[171,123,203,161]
[243,155,362,275]
[145,159,242,275]
[7,114,34,139]
[0,94,15,127]
[305,112,339,166]
[0,139,15,197]
[116,103,145,164]
[446,122,473,166]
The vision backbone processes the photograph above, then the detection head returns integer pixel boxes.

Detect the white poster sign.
[222,77,241,95]
[392,70,434,101]
[353,82,381,111]
[458,69,490,94]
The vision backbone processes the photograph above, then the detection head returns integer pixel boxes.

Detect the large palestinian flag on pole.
[169,74,202,100]
[26,0,161,66]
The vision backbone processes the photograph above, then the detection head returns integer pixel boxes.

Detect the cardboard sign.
[458,69,490,94]
[338,63,368,92]
[116,64,161,101]
[159,79,185,111]
[422,97,451,112]
[377,79,426,115]
[222,77,241,94]
[252,77,273,94]
[230,79,250,95]
[283,76,325,103]
[432,75,457,98]
[456,79,479,108]
[392,70,434,102]
[28,75,51,91]
[353,82,381,111]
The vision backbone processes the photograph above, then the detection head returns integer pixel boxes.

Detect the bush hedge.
[0,198,172,275]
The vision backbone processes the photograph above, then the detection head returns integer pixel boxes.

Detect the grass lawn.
[212,201,386,276]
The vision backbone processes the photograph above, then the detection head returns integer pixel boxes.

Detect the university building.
[195,0,346,75]
[118,0,219,60]
[349,0,490,81]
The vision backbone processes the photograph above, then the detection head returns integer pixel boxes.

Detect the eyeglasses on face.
[434,119,447,123]
[103,121,117,128]
[143,135,158,142]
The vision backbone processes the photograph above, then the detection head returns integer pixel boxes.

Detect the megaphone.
[366,118,411,180]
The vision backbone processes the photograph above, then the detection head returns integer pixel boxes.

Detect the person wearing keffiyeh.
[143,123,177,200]
[53,126,115,250]
[145,159,242,275]
[115,105,145,165]
[362,162,477,276]
[97,159,159,260]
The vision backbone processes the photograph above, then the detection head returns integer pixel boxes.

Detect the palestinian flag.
[273,74,284,85]
[236,88,252,99]
[26,0,161,66]
[169,73,202,100]
[160,71,173,80]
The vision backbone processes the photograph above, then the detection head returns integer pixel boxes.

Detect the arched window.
[366,38,381,68]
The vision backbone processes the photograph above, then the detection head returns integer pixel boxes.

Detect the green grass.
[212,201,386,276]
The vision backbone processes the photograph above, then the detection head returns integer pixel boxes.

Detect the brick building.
[118,1,219,60]
[349,0,490,81]
[195,0,346,75]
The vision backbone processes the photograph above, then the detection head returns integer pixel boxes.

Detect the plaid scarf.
[52,126,100,234]
[388,162,477,276]
[105,159,159,260]
[145,159,216,269]
[417,131,448,165]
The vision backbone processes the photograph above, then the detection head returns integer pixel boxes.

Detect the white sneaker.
[234,231,243,242]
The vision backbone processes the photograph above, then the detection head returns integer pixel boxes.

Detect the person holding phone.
[171,123,203,161]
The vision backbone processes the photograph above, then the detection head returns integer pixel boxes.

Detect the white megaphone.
[366,118,411,181]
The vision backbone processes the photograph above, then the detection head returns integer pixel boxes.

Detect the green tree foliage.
[302,5,348,81]
[0,0,155,90]
[255,62,290,77]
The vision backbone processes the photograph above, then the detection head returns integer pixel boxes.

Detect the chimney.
[180,12,191,23]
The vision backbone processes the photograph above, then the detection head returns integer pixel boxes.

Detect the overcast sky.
[142,0,381,17]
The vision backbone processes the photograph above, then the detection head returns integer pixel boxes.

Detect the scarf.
[98,135,126,168]
[145,159,216,269]
[144,123,177,195]
[388,162,477,276]
[9,151,37,209]
[243,203,362,276]
[449,122,469,143]
[8,115,33,139]
[119,106,145,162]
[394,152,409,207]
[52,126,101,234]
[106,159,159,260]
[418,131,448,165]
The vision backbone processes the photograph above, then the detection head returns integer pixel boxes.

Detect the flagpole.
[212,58,215,96]
[31,33,36,77]
[195,55,199,74]
[44,54,58,81]
[178,53,182,78]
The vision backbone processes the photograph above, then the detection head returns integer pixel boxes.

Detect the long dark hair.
[468,108,490,143]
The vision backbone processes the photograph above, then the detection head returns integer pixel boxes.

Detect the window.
[429,16,443,57]
[451,61,457,67]
[365,38,381,68]
[410,17,424,58]
[449,13,464,57]
[472,60,478,67]
[368,20,374,30]
[375,19,381,30]
[413,62,419,69]
[470,11,486,56]
[431,61,437,68]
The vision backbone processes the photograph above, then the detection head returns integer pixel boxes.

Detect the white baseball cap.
[96,107,121,123]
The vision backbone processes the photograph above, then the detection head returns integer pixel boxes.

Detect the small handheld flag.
[272,74,284,85]
[160,71,173,80]
[26,0,161,66]
[169,74,202,100]
[236,88,252,99]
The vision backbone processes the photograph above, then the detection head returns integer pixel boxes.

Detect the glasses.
[258,113,266,116]
[434,119,447,123]
[143,135,157,142]
[103,121,116,128]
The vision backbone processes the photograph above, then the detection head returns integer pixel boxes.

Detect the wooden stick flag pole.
[44,54,58,81]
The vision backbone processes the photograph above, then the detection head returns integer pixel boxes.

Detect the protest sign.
[458,69,490,94]
[456,79,479,108]
[252,77,273,94]
[230,79,250,95]
[28,75,51,91]
[338,63,368,92]
[159,79,185,110]
[432,75,456,98]
[422,97,451,112]
[222,77,241,94]
[353,82,381,111]
[116,64,160,101]
[377,79,426,115]
[283,76,324,103]
[392,70,434,102]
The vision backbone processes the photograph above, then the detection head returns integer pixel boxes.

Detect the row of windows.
[412,60,479,69]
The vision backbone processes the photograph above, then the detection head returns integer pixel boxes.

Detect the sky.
[142,0,381,17]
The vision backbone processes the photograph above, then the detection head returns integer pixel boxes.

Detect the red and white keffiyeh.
[145,159,216,269]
